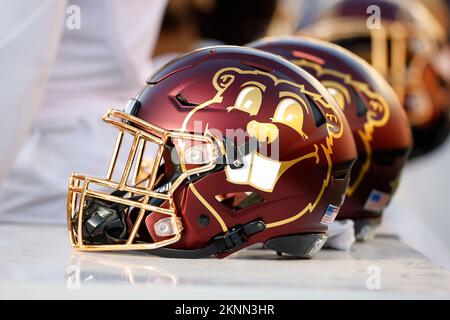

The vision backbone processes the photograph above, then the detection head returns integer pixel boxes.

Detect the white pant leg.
[0,113,117,224]
[0,0,66,182]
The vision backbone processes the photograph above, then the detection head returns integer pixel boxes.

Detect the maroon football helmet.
[250,37,413,240]
[296,0,449,158]
[67,46,357,258]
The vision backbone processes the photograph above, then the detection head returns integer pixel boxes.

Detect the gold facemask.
[67,109,217,251]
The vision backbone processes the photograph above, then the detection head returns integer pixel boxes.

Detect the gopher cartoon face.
[181,67,344,194]
[291,58,390,196]
[67,46,358,257]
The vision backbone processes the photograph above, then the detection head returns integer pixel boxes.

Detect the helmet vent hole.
[215,192,264,212]
[349,87,368,117]
[331,165,351,181]
[175,93,199,107]
[306,95,326,127]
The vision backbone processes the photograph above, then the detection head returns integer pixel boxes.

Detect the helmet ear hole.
[197,214,210,226]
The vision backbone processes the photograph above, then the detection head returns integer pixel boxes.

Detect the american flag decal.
[364,189,391,213]
[320,204,340,225]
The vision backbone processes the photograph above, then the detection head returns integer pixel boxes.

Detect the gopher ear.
[213,68,238,92]
[319,100,344,140]
[367,98,389,127]
[325,112,343,138]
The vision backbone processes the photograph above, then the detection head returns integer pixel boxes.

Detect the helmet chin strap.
[146,220,266,259]
[75,181,266,257]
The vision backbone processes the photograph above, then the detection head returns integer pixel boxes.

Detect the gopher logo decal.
[291,58,390,196]
[180,67,345,229]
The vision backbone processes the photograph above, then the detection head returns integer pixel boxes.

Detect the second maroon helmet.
[250,37,413,240]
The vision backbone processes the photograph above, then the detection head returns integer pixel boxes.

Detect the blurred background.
[0,0,449,269]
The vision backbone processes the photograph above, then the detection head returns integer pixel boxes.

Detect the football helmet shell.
[68,46,357,258]
[249,37,412,240]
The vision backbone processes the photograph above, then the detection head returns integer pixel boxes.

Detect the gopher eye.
[227,86,262,116]
[322,81,350,111]
[327,87,346,110]
[272,98,309,140]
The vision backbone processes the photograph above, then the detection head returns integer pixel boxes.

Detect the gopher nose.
[247,120,279,144]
